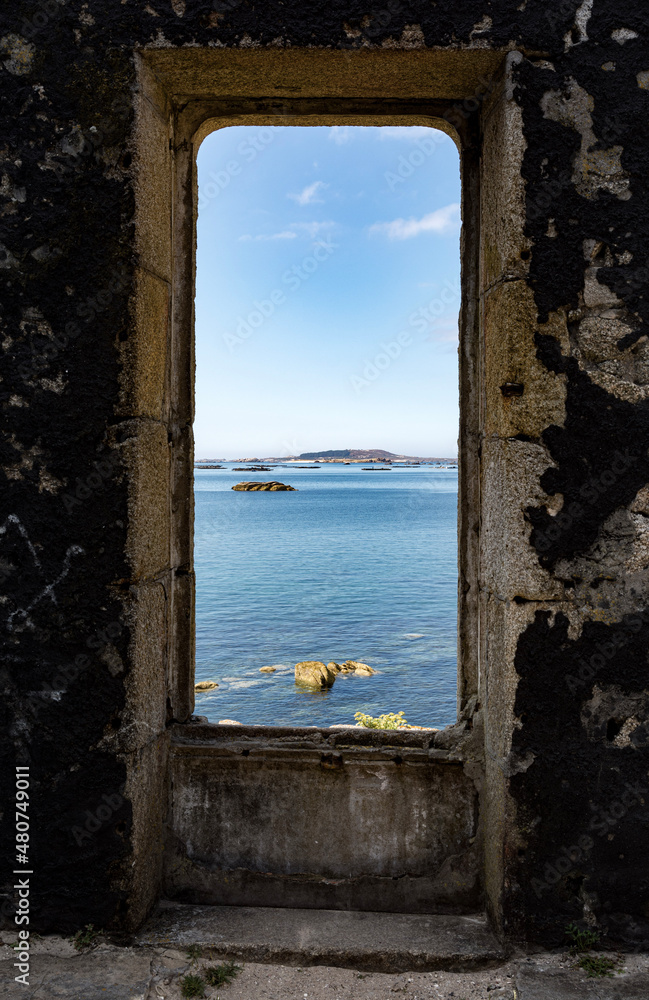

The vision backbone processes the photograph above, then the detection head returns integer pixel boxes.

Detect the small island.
[233,465,275,471]
[232,481,296,491]
[295,659,377,689]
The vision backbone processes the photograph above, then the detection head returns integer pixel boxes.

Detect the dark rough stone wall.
[1,0,648,946]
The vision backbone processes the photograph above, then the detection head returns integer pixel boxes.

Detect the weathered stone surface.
[139,903,505,973]
[164,723,480,913]
[120,733,169,931]
[231,481,296,491]
[343,660,376,675]
[3,0,649,951]
[481,437,566,601]
[0,946,157,1000]
[295,660,337,688]
[3,934,649,1000]
[327,661,377,676]
[515,963,649,999]
[121,418,171,579]
[483,281,568,440]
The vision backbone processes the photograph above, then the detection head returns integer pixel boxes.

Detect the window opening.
[193,124,460,729]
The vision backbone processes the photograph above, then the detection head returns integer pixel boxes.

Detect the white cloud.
[328,126,352,145]
[369,203,460,240]
[291,220,335,239]
[238,221,335,242]
[238,231,298,242]
[288,180,327,206]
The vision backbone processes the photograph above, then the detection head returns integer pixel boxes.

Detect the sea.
[194,462,458,729]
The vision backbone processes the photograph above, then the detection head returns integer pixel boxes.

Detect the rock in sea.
[195,680,219,691]
[342,660,376,675]
[232,481,296,491]
[259,665,277,673]
[295,660,337,689]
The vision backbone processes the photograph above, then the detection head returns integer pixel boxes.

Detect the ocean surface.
[194,463,458,729]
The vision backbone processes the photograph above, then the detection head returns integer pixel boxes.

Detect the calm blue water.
[194,464,458,728]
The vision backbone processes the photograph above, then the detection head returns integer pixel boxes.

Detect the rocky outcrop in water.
[295,661,337,689]
[232,481,296,491]
[194,680,218,691]
[343,660,376,675]
[328,660,377,676]
[295,660,377,688]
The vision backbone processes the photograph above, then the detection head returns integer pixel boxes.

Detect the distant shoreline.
[195,459,458,467]
[196,452,458,465]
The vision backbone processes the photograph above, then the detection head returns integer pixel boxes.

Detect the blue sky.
[194,125,460,459]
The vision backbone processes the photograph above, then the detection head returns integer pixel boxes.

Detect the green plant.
[71,924,100,951]
[577,954,619,978]
[354,710,409,730]
[203,961,242,986]
[180,973,206,998]
[565,922,600,954]
[186,944,203,960]
[564,923,619,979]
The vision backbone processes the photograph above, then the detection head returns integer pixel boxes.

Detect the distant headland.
[196,448,457,465]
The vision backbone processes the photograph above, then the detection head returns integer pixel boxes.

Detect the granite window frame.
[130,46,511,730]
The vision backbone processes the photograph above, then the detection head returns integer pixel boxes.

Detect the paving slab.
[138,902,506,973]
[1,924,648,999]
[0,945,156,1000]
[515,960,649,999]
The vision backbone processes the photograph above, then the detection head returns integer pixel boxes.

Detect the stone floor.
[1,906,648,1000]
[138,905,507,973]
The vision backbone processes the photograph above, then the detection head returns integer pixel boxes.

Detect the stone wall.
[1,0,648,948]
[165,723,480,914]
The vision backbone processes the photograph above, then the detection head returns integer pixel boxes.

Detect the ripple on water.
[194,465,458,728]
